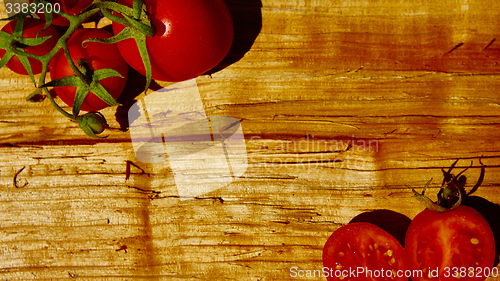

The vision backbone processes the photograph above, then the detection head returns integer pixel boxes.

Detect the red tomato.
[0,18,59,75]
[405,205,496,281]
[30,0,94,26]
[49,28,128,112]
[112,0,234,82]
[323,222,409,281]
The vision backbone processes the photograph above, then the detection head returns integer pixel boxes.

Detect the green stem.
[100,8,128,26]
[31,7,101,121]
[62,41,91,84]
[9,45,45,60]
[43,88,74,120]
[133,0,144,19]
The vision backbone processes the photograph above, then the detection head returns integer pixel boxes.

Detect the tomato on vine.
[0,0,236,137]
[111,0,234,82]
[0,17,59,75]
[48,28,128,113]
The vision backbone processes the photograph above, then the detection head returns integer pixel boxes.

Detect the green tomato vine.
[412,158,485,212]
[0,0,155,138]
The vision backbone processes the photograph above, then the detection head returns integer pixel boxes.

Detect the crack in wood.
[128,186,162,200]
[444,42,464,55]
[239,175,298,180]
[484,38,496,50]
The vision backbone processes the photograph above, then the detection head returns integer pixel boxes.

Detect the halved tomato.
[323,222,409,281]
[405,205,496,281]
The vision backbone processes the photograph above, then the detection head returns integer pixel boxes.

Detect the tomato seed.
[470,238,479,245]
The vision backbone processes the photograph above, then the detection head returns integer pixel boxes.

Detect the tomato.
[49,28,128,112]
[112,0,234,82]
[30,0,94,26]
[405,205,496,281]
[0,18,59,75]
[323,222,409,281]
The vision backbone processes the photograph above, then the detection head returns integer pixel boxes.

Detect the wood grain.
[1,0,500,280]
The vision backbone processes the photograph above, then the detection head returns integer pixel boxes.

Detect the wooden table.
[1,0,499,280]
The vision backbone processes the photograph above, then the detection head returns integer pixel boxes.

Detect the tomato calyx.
[412,158,485,212]
[0,17,53,85]
[76,58,92,84]
[40,59,122,117]
[84,0,154,92]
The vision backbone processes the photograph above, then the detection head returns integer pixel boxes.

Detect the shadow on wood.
[115,67,163,132]
[349,209,412,248]
[206,0,263,75]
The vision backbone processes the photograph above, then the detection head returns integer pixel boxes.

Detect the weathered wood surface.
[1,0,500,280]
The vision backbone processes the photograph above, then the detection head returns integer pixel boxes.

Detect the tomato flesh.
[0,18,59,75]
[405,206,496,281]
[323,222,409,281]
